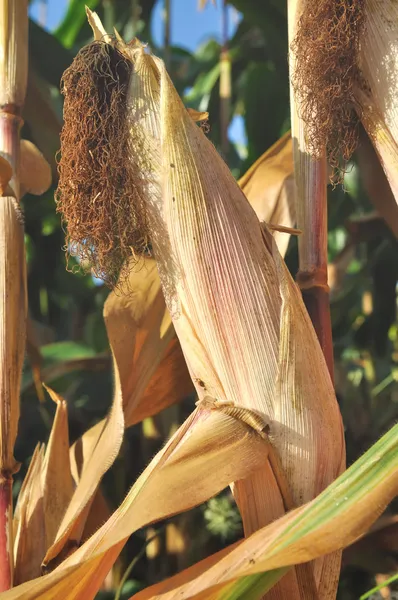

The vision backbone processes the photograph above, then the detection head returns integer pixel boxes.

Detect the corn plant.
[0,2,397,600]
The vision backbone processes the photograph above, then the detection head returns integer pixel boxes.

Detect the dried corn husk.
[356,0,398,209]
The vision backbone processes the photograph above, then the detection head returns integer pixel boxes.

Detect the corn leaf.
[133,422,398,600]
[5,418,397,599]
[3,403,273,599]
[42,372,124,568]
[19,140,52,198]
[13,445,45,585]
[238,131,295,257]
[103,257,193,428]
[13,387,74,582]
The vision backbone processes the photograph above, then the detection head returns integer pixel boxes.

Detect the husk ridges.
[56,41,149,287]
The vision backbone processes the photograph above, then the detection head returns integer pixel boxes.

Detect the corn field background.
[1,0,398,599]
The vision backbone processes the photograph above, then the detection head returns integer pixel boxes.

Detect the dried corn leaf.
[134,422,398,600]
[5,416,397,600]
[238,131,296,257]
[20,140,52,198]
[13,445,45,585]
[51,257,192,566]
[3,403,273,598]
[14,387,74,582]
[43,375,124,568]
[40,387,74,550]
[103,257,192,428]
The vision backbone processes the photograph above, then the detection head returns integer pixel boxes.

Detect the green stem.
[114,529,163,600]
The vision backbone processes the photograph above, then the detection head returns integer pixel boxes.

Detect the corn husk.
[356,0,398,209]
[77,12,344,597]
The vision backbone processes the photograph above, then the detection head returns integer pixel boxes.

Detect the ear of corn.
[356,0,398,208]
[54,12,346,596]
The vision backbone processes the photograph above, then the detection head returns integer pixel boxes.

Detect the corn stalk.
[287,0,334,380]
[0,0,28,590]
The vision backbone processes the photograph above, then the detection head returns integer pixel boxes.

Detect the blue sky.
[29,0,246,145]
[29,0,239,52]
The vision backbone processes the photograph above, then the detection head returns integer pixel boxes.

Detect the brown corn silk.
[55,12,345,597]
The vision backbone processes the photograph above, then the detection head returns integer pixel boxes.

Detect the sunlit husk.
[117,23,343,597]
[122,36,344,485]
[356,0,398,209]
